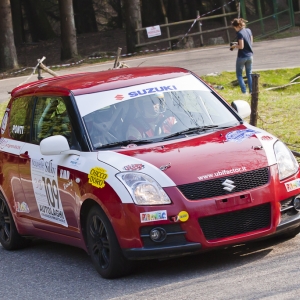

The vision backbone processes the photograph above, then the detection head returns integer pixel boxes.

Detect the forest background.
[0,0,300,74]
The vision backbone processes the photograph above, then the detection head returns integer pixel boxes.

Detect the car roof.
[11,66,191,98]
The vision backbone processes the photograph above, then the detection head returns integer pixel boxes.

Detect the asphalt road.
[1,36,300,299]
[0,36,299,104]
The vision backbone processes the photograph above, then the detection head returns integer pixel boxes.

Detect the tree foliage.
[0,0,299,70]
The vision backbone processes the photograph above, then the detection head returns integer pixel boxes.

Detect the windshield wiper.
[163,125,220,140]
[94,139,153,149]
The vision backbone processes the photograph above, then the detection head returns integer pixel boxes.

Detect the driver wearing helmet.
[126,93,176,140]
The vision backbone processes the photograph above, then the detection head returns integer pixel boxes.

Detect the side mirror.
[231,100,251,119]
[40,135,71,155]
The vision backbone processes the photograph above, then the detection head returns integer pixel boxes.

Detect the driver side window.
[32,97,72,145]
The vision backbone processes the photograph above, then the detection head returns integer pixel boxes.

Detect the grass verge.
[202,67,300,152]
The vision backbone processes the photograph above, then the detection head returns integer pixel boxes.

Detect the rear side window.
[9,96,34,142]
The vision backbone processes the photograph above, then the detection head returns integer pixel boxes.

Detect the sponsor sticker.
[140,210,167,223]
[63,180,73,190]
[123,164,144,171]
[67,155,85,168]
[261,135,273,141]
[177,211,189,222]
[15,201,30,213]
[128,85,177,98]
[11,125,24,135]
[88,167,108,188]
[31,158,68,227]
[226,129,260,143]
[285,179,300,192]
[0,138,25,154]
[198,166,247,181]
[60,169,70,179]
[115,94,124,100]
[1,112,8,134]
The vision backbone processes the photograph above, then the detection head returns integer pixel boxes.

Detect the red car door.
[18,96,81,238]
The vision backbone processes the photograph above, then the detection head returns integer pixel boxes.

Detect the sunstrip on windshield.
[75,74,210,117]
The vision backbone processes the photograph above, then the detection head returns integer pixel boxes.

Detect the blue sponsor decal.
[128,85,177,97]
[226,129,260,143]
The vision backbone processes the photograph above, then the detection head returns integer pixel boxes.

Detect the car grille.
[178,167,269,200]
[198,203,271,241]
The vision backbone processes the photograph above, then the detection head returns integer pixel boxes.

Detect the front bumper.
[116,165,300,259]
[123,242,201,260]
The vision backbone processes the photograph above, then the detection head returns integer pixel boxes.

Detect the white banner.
[146,26,161,38]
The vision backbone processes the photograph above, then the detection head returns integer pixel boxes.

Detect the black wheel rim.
[0,197,11,243]
[89,215,110,269]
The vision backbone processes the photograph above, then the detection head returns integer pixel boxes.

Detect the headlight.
[116,172,171,205]
[274,141,299,180]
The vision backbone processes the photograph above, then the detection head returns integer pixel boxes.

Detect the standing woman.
[231,18,253,94]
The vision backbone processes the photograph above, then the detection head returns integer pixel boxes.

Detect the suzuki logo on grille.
[222,179,236,192]
[115,94,124,100]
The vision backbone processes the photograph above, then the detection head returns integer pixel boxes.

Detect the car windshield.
[75,74,239,149]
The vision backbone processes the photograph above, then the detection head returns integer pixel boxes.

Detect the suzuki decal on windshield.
[128,85,177,97]
[31,158,68,227]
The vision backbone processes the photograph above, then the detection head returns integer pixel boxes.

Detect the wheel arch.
[80,198,99,251]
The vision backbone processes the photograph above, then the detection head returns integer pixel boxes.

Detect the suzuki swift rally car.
[1,66,300,279]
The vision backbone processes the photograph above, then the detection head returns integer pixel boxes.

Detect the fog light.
[149,227,167,242]
[293,196,300,211]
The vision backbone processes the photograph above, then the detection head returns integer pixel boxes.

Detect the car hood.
[115,124,278,186]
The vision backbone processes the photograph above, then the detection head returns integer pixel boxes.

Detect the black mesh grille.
[198,203,271,240]
[178,167,269,200]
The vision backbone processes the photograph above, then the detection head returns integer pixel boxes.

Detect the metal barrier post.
[250,73,260,126]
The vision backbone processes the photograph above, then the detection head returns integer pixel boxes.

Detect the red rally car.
[1,66,300,279]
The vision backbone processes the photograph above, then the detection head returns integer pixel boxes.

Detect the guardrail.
[135,2,297,49]
[135,10,237,49]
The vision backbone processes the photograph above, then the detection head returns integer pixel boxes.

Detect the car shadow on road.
[132,233,298,278]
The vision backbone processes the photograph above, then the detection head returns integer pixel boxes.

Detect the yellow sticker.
[88,167,108,188]
[178,211,189,222]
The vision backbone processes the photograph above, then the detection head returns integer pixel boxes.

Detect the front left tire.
[86,205,134,279]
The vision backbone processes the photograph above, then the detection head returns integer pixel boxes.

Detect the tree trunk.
[73,0,97,34]
[167,0,182,21]
[27,0,56,40]
[124,0,141,53]
[109,0,123,28]
[10,0,24,46]
[186,0,198,19]
[0,0,19,70]
[58,0,78,60]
